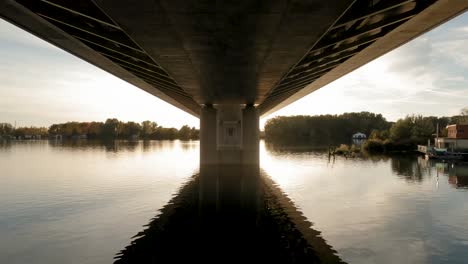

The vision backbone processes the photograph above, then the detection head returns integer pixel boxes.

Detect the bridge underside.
[1,0,467,164]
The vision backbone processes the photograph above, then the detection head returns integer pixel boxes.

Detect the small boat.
[425,148,464,160]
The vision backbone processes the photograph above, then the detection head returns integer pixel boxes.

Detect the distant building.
[352,132,366,146]
[447,124,468,139]
[352,132,366,139]
[435,124,468,151]
[435,138,468,150]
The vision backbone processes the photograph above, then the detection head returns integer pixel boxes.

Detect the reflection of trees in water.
[391,155,424,182]
[114,166,345,264]
[264,141,329,154]
[141,140,182,152]
[102,140,139,153]
[48,139,195,153]
[417,157,468,189]
[49,139,93,149]
[365,154,390,163]
[0,140,12,151]
[141,140,152,152]
[447,164,468,189]
[179,140,198,151]
[141,140,170,152]
[48,140,140,152]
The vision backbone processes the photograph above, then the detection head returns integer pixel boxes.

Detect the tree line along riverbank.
[0,119,199,140]
[264,111,468,153]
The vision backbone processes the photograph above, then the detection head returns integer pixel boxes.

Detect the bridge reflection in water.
[114,165,344,263]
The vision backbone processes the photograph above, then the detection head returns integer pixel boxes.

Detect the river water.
[1,140,467,263]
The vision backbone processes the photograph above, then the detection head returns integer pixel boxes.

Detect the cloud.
[432,40,468,68]
[455,25,468,33]
[0,18,63,53]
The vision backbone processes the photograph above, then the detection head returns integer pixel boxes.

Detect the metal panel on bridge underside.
[0,0,467,117]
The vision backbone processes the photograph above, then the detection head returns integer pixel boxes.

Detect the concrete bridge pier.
[200,104,259,165]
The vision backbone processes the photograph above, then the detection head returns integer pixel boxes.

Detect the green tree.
[102,118,120,139]
[121,121,142,138]
[390,116,413,142]
[0,123,14,135]
[87,122,103,139]
[265,112,391,145]
[411,116,434,142]
[141,121,157,139]
[190,127,199,139]
[14,126,48,137]
[178,125,192,140]
[369,129,389,141]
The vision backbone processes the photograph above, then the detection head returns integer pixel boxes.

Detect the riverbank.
[297,138,423,158]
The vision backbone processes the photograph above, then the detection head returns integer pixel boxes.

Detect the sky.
[1,12,468,129]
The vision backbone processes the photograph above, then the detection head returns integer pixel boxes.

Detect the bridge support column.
[200,105,218,165]
[200,104,259,166]
[242,105,259,165]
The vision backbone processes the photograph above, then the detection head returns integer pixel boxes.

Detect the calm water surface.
[1,140,467,263]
